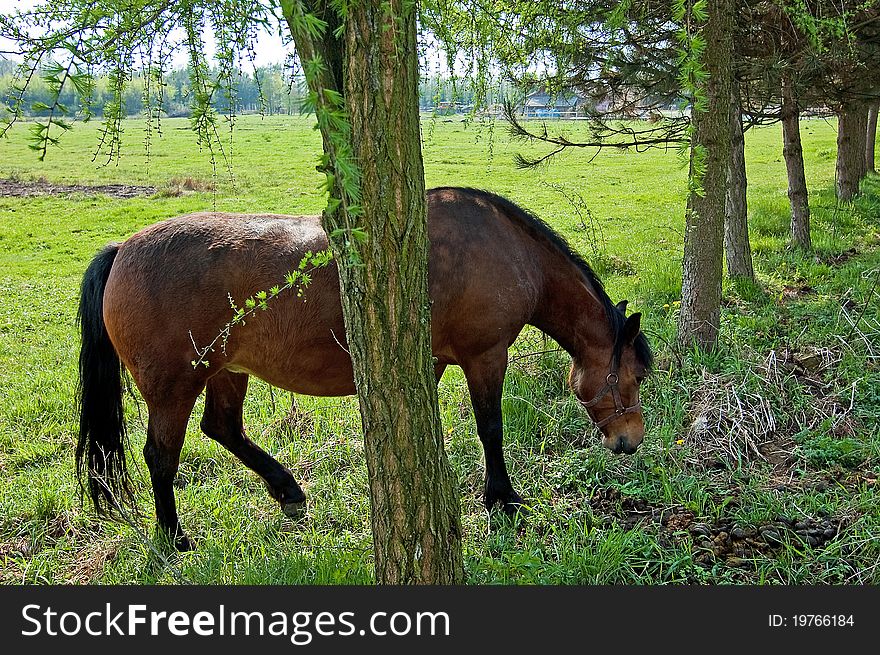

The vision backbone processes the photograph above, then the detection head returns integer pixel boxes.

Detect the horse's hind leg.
[143,394,199,552]
[200,370,306,517]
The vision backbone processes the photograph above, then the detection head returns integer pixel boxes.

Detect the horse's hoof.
[501,495,529,517]
[281,499,307,519]
[485,488,529,516]
[175,534,196,552]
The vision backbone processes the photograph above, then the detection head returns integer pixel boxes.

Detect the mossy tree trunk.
[340,0,462,585]
[724,84,754,280]
[285,0,463,584]
[836,100,868,201]
[678,0,734,350]
[866,100,878,174]
[781,72,811,250]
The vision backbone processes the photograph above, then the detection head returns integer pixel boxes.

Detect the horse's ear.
[622,312,641,344]
[616,299,628,315]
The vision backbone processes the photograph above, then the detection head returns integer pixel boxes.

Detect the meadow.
[0,113,878,584]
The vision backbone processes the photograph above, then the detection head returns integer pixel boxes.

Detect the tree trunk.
[341,0,463,585]
[857,104,869,181]
[724,84,754,280]
[836,100,868,201]
[781,73,811,250]
[678,0,734,350]
[284,0,463,584]
[867,100,879,174]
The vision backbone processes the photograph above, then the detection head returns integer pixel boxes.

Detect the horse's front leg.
[461,346,525,514]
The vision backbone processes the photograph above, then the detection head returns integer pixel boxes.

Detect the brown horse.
[76,187,652,550]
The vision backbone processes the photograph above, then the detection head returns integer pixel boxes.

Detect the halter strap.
[581,361,641,429]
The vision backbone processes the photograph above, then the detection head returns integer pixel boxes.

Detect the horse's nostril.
[613,436,639,455]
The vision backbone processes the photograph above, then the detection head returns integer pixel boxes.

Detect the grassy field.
[0,114,878,584]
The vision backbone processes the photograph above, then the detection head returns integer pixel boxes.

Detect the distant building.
[521,91,587,119]
[428,101,473,116]
[593,91,687,119]
[478,103,505,118]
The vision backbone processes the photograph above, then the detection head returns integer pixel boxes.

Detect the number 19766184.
[769,614,854,628]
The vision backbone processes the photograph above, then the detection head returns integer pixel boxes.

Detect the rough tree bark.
[867,100,879,174]
[341,0,463,585]
[857,104,869,181]
[837,100,868,201]
[678,0,734,350]
[781,72,811,250]
[724,84,754,280]
[284,0,463,584]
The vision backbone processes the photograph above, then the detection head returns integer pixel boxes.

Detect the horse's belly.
[228,340,357,397]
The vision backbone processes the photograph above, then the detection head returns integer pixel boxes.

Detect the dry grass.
[157,176,217,197]
[684,344,861,470]
[686,368,777,467]
[835,270,880,365]
[64,539,123,584]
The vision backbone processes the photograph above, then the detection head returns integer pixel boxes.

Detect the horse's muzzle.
[603,433,642,455]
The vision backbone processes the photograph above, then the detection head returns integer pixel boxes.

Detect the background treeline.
[0,57,503,118]
[0,60,306,118]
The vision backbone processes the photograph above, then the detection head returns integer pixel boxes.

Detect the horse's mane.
[430,187,653,369]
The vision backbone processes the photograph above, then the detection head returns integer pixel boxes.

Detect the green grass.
[0,114,878,585]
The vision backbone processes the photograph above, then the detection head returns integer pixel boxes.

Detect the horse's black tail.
[76,243,135,516]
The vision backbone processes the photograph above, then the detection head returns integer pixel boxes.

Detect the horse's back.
[117,211,325,262]
[102,212,352,395]
[106,212,329,316]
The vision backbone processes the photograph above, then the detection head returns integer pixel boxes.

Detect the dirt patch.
[65,541,122,584]
[0,538,33,559]
[0,177,156,199]
[0,534,121,584]
[780,284,817,301]
[0,553,25,584]
[757,435,796,468]
[823,247,859,267]
[589,486,661,530]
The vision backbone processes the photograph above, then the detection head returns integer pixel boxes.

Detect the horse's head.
[569,301,652,454]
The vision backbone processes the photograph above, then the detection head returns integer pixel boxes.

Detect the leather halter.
[580,359,642,429]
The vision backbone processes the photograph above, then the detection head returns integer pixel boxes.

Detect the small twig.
[508,348,563,364]
[330,329,350,355]
[191,251,333,368]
